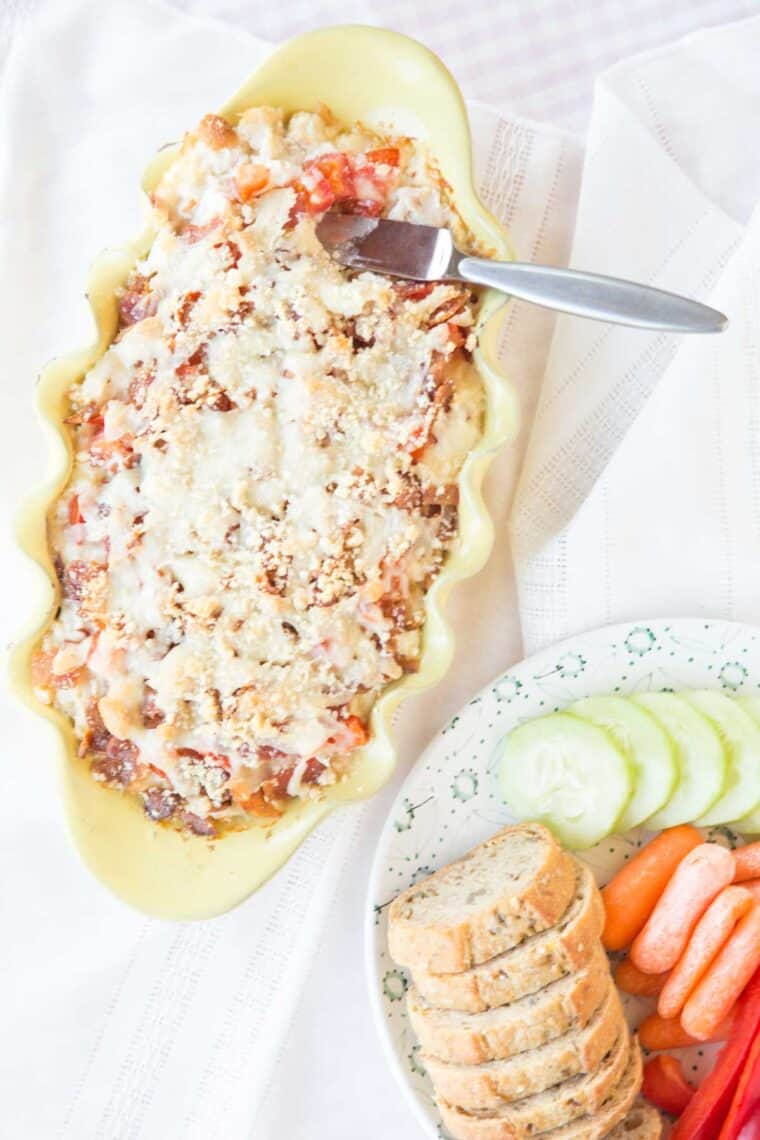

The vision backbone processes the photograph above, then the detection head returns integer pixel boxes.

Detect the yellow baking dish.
[11,24,517,919]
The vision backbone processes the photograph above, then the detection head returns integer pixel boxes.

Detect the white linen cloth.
[1,1,759,1137]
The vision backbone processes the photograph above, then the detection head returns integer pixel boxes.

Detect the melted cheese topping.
[35,105,483,835]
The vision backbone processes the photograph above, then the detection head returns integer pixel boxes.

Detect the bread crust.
[389,824,577,975]
[407,941,610,1064]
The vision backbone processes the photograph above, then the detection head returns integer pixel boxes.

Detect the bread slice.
[413,861,603,1012]
[607,1103,662,1139]
[437,1036,641,1140]
[388,824,576,975]
[425,981,625,1109]
[407,940,610,1064]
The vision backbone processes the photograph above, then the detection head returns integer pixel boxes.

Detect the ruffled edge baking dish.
[10,25,518,919]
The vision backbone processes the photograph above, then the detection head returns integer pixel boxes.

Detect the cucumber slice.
[631,692,726,827]
[681,691,760,826]
[498,712,632,850]
[730,697,760,833]
[569,695,677,831]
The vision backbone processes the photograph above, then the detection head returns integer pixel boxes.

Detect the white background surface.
[2,2,759,1139]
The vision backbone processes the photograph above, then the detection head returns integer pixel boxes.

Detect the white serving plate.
[366,617,758,1138]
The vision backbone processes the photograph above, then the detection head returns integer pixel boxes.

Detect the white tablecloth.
[1,2,758,1138]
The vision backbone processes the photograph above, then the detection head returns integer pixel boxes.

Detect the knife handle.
[457,257,727,334]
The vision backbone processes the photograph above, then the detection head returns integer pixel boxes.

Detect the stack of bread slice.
[388,824,661,1140]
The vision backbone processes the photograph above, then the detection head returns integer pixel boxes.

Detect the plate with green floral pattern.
[366,617,757,1139]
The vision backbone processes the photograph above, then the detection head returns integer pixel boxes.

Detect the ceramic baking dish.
[11,24,517,919]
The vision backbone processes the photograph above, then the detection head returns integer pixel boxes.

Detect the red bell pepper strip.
[671,966,760,1140]
[642,1055,695,1116]
[719,1028,760,1140]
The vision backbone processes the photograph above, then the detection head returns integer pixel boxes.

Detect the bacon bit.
[68,495,84,525]
[197,113,238,150]
[91,738,138,786]
[181,811,217,836]
[257,744,288,765]
[142,786,180,822]
[208,390,234,412]
[175,344,207,383]
[64,402,103,428]
[176,747,204,761]
[220,240,242,269]
[81,700,113,756]
[233,162,269,202]
[62,560,106,602]
[364,146,400,167]
[148,763,168,780]
[428,293,468,326]
[338,198,383,217]
[128,368,155,410]
[263,765,294,800]
[303,758,326,783]
[175,290,201,328]
[140,687,165,729]
[118,276,157,328]
[396,281,436,301]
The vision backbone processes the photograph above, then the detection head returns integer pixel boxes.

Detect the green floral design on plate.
[625,626,656,655]
[382,969,408,1002]
[719,661,748,690]
[451,769,478,801]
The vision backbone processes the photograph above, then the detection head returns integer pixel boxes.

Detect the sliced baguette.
[414,861,603,1012]
[425,981,625,1109]
[437,1036,641,1140]
[607,1103,662,1139]
[407,940,610,1064]
[388,824,576,975]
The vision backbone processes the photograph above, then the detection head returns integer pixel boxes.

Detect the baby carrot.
[615,957,670,997]
[602,825,702,951]
[658,886,754,1019]
[734,842,760,883]
[638,1009,735,1051]
[681,903,760,1041]
[632,844,735,974]
[741,879,760,904]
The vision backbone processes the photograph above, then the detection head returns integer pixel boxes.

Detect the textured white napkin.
[0,1,579,1137]
[512,16,760,652]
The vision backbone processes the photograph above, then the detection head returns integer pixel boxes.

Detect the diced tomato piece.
[342,715,369,748]
[242,790,283,819]
[306,152,355,199]
[364,146,400,167]
[68,495,84,525]
[88,437,135,469]
[234,163,269,202]
[447,321,466,348]
[311,177,337,213]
